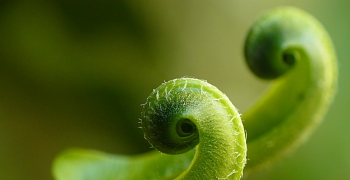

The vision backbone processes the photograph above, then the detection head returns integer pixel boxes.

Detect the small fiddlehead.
[242,7,337,172]
[52,6,337,180]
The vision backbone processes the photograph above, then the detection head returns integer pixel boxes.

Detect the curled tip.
[140,79,200,155]
[244,7,311,79]
[141,78,247,179]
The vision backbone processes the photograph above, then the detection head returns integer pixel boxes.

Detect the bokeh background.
[0,0,349,180]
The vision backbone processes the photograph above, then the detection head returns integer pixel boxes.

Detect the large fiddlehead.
[52,7,337,180]
[54,78,247,180]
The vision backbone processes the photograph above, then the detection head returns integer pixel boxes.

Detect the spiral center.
[176,118,196,137]
[282,51,298,66]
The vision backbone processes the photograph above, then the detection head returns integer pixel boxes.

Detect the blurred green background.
[0,0,349,180]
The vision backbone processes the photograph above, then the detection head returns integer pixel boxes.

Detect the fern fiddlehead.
[52,7,337,180]
[243,7,337,172]
[141,78,246,179]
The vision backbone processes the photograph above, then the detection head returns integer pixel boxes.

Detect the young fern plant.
[52,7,337,180]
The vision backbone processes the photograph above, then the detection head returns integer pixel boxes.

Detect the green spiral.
[243,7,337,172]
[141,78,246,179]
[52,7,337,180]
